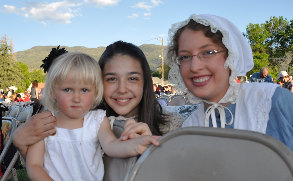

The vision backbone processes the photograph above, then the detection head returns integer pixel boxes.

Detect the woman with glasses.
[122,14,293,151]
[164,14,293,151]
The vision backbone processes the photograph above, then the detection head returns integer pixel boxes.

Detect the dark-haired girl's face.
[103,54,144,117]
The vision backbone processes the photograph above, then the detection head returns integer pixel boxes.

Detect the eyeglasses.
[176,49,225,65]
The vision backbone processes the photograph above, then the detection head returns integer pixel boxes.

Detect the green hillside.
[15,44,165,71]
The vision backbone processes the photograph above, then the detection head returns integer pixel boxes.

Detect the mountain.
[15,44,165,71]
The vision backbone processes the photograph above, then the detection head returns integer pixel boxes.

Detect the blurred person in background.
[249,67,274,83]
[23,91,31,102]
[277,71,293,92]
[30,80,39,101]
[9,90,16,103]
[14,94,24,102]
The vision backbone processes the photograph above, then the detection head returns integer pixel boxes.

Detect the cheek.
[214,66,230,91]
[135,86,144,99]
[180,66,190,85]
[220,69,230,84]
[134,82,144,98]
[211,56,227,76]
[85,96,95,107]
[103,83,114,100]
[56,97,68,109]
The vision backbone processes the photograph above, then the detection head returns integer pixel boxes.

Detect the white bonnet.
[166,14,254,104]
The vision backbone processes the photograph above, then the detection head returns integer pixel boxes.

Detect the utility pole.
[157,37,164,85]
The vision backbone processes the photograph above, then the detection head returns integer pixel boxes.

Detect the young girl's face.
[53,73,96,121]
[178,29,230,103]
[103,54,144,118]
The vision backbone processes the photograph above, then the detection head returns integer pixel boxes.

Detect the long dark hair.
[98,41,166,135]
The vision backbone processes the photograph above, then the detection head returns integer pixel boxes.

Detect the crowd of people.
[153,83,176,96]
[1,13,291,181]
[0,81,41,104]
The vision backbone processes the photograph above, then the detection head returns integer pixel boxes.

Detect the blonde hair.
[42,52,103,112]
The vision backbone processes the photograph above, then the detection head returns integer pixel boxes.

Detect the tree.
[0,35,46,92]
[152,63,170,80]
[264,16,291,59]
[244,16,293,78]
[14,62,31,92]
[245,23,271,76]
[0,35,21,89]
[30,69,46,83]
[245,23,270,53]
[288,19,293,51]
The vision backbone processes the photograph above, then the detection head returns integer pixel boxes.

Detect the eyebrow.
[129,72,142,76]
[103,72,116,76]
[103,72,142,76]
[178,44,217,53]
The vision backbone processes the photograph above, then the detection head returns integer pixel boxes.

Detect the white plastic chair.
[168,95,186,106]
[15,105,33,124]
[6,105,21,118]
[126,127,293,181]
[0,118,18,181]
[0,118,16,163]
[0,151,20,181]
[0,104,33,181]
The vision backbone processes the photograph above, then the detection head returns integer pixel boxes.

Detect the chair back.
[0,118,16,164]
[168,95,186,106]
[15,105,33,124]
[157,95,169,107]
[126,127,293,181]
[6,105,21,118]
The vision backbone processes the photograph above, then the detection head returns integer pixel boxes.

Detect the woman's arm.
[98,117,159,157]
[12,111,56,158]
[26,140,53,181]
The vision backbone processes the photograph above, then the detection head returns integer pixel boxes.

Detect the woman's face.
[178,29,230,103]
[103,54,144,117]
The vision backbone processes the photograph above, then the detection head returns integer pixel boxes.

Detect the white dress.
[44,109,106,181]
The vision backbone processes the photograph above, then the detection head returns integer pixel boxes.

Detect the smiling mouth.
[192,76,210,83]
[115,98,131,103]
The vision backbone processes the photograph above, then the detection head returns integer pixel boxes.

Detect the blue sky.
[1,0,292,52]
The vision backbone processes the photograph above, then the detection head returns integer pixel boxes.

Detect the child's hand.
[132,135,160,155]
[120,119,152,141]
